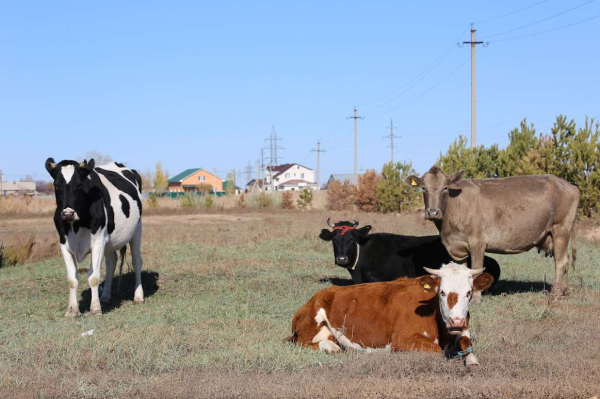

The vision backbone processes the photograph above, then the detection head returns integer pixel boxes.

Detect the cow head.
[45,158,95,222]
[422,263,493,335]
[319,218,371,268]
[406,166,464,221]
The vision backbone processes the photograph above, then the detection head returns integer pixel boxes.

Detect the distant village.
[0,163,357,197]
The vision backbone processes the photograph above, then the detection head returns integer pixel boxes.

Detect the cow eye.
[466,291,472,298]
[422,188,427,193]
[443,187,448,192]
[440,291,446,297]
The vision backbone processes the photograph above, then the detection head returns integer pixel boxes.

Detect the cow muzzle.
[425,208,443,220]
[447,317,467,334]
[335,256,349,266]
[61,208,78,222]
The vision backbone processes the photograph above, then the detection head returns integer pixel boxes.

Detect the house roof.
[327,173,362,184]
[267,163,314,180]
[245,178,265,187]
[168,168,222,183]
[278,179,317,186]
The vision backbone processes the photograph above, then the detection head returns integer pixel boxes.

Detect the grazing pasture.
[1,211,599,398]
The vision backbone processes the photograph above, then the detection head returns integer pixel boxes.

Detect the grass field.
[1,211,599,398]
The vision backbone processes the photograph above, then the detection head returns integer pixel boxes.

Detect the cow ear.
[45,158,57,175]
[473,272,494,293]
[356,225,371,236]
[405,175,421,188]
[86,159,95,172]
[449,170,465,184]
[319,229,334,241]
[419,275,439,293]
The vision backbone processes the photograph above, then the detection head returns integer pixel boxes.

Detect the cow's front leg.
[88,233,108,315]
[61,245,80,317]
[468,241,486,304]
[456,330,479,368]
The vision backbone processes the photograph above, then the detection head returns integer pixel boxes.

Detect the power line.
[474,0,549,24]
[311,140,326,188]
[491,12,600,42]
[366,51,476,119]
[360,27,471,112]
[481,0,595,40]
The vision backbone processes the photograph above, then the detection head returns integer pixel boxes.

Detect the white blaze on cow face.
[424,263,482,335]
[61,164,75,184]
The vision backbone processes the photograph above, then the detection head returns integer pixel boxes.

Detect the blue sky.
[1,1,599,184]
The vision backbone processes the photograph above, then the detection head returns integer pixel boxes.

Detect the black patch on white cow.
[95,168,142,216]
[88,171,114,234]
[115,162,125,168]
[120,194,130,218]
[122,170,138,188]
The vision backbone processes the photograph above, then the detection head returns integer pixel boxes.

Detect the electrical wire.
[481,0,595,40]
[491,12,600,42]
[358,26,471,111]
[474,0,549,25]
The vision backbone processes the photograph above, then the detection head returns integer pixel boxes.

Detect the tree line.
[327,115,599,216]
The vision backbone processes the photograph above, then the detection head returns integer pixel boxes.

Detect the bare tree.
[78,150,113,165]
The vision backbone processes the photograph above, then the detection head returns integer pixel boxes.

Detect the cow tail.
[117,246,127,295]
[571,219,577,271]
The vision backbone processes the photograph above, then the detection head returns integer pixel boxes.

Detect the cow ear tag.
[423,283,431,292]
[411,178,418,186]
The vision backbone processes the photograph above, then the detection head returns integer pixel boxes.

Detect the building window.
[198,176,206,181]
[285,173,290,178]
[301,173,304,179]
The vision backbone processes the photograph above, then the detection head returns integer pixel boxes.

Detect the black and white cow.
[320,219,501,286]
[45,158,144,316]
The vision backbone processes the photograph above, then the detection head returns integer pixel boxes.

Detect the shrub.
[297,189,313,211]
[204,194,214,209]
[258,193,272,208]
[326,180,355,211]
[355,169,380,212]
[147,193,159,208]
[238,193,247,208]
[281,191,294,210]
[0,236,35,268]
[376,161,419,213]
[197,183,213,195]
[180,192,199,208]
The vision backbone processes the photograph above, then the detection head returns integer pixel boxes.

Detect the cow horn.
[353,220,359,227]
[327,217,335,228]
[423,267,440,276]
[49,162,56,169]
[79,160,87,168]
[470,268,485,277]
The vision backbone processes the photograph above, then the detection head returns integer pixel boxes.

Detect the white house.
[263,163,319,191]
[1,181,36,196]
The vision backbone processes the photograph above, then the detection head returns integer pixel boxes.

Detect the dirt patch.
[143,213,264,226]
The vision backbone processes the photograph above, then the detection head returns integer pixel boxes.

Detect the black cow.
[319,219,501,285]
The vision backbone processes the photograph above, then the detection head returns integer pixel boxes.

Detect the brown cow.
[288,263,494,367]
[406,166,579,295]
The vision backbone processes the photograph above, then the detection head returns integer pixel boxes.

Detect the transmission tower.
[383,119,400,164]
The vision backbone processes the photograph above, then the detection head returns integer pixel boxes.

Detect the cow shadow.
[319,277,355,287]
[487,279,551,296]
[78,271,160,314]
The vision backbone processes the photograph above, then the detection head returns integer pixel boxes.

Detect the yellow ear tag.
[411,179,418,186]
[423,283,431,292]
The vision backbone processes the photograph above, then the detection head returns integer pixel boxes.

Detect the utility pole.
[265,125,285,193]
[244,160,253,185]
[461,27,485,149]
[347,107,363,185]
[311,140,326,189]
[383,119,399,164]
[0,170,3,196]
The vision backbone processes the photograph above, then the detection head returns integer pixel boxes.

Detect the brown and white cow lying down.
[288,263,494,367]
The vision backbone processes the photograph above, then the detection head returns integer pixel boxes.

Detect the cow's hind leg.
[61,245,80,317]
[468,241,486,304]
[551,227,570,296]
[130,221,144,304]
[100,250,117,306]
